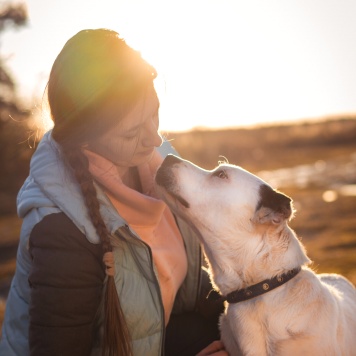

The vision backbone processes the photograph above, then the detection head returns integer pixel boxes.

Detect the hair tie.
[103,251,115,277]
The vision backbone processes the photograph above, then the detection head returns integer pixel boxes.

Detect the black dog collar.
[221,267,302,304]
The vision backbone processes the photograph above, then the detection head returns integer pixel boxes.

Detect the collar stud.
[263,283,270,290]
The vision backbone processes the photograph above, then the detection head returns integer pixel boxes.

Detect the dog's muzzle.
[155,154,181,187]
[155,155,190,208]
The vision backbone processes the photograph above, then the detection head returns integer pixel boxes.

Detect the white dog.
[155,154,356,356]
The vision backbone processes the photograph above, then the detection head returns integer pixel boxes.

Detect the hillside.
[164,117,356,171]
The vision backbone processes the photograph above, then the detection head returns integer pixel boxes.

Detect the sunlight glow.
[3,0,356,132]
[113,0,356,131]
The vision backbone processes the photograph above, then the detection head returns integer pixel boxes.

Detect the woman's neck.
[118,166,142,192]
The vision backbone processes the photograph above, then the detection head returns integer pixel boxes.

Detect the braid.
[66,149,111,252]
[63,146,133,356]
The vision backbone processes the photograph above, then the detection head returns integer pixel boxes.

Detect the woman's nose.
[142,119,162,147]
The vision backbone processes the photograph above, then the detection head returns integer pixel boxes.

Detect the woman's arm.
[28,212,105,356]
[197,340,229,356]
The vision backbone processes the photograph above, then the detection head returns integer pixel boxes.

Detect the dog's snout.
[161,154,181,169]
[155,155,181,187]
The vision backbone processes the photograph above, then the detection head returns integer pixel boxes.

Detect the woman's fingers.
[196,340,228,355]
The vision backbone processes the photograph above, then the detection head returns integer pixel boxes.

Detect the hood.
[17,131,125,243]
[17,131,177,244]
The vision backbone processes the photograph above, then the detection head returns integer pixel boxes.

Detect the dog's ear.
[252,206,287,225]
[252,184,293,225]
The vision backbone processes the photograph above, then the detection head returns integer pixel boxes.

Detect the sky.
[2,0,356,132]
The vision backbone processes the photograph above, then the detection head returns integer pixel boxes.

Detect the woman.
[0,29,227,355]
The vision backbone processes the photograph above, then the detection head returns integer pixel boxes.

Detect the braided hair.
[48,29,156,356]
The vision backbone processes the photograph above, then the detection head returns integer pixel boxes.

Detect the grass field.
[0,117,355,331]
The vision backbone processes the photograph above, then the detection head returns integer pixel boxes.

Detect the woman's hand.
[196,340,229,355]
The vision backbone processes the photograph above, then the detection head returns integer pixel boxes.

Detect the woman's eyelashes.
[124,132,139,140]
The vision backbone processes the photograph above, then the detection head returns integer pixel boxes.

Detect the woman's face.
[88,88,162,168]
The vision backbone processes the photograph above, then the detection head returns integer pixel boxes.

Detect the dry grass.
[0,215,21,332]
[0,215,21,280]
[0,298,5,333]
[165,117,356,171]
[286,187,356,285]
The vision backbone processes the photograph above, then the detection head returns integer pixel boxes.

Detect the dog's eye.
[213,169,228,179]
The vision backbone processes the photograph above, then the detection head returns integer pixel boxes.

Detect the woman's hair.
[47,29,156,356]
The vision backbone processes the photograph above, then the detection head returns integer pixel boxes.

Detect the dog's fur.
[155,155,356,356]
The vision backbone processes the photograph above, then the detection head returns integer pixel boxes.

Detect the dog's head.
[155,155,307,291]
[155,154,294,233]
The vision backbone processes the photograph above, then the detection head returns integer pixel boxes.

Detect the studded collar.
[221,267,302,304]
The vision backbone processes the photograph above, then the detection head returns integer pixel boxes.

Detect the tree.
[0,2,31,215]
[0,2,27,103]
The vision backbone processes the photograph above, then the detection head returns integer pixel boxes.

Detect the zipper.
[173,214,203,312]
[115,226,166,356]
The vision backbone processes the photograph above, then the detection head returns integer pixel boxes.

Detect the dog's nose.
[160,154,182,169]
[155,155,181,187]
